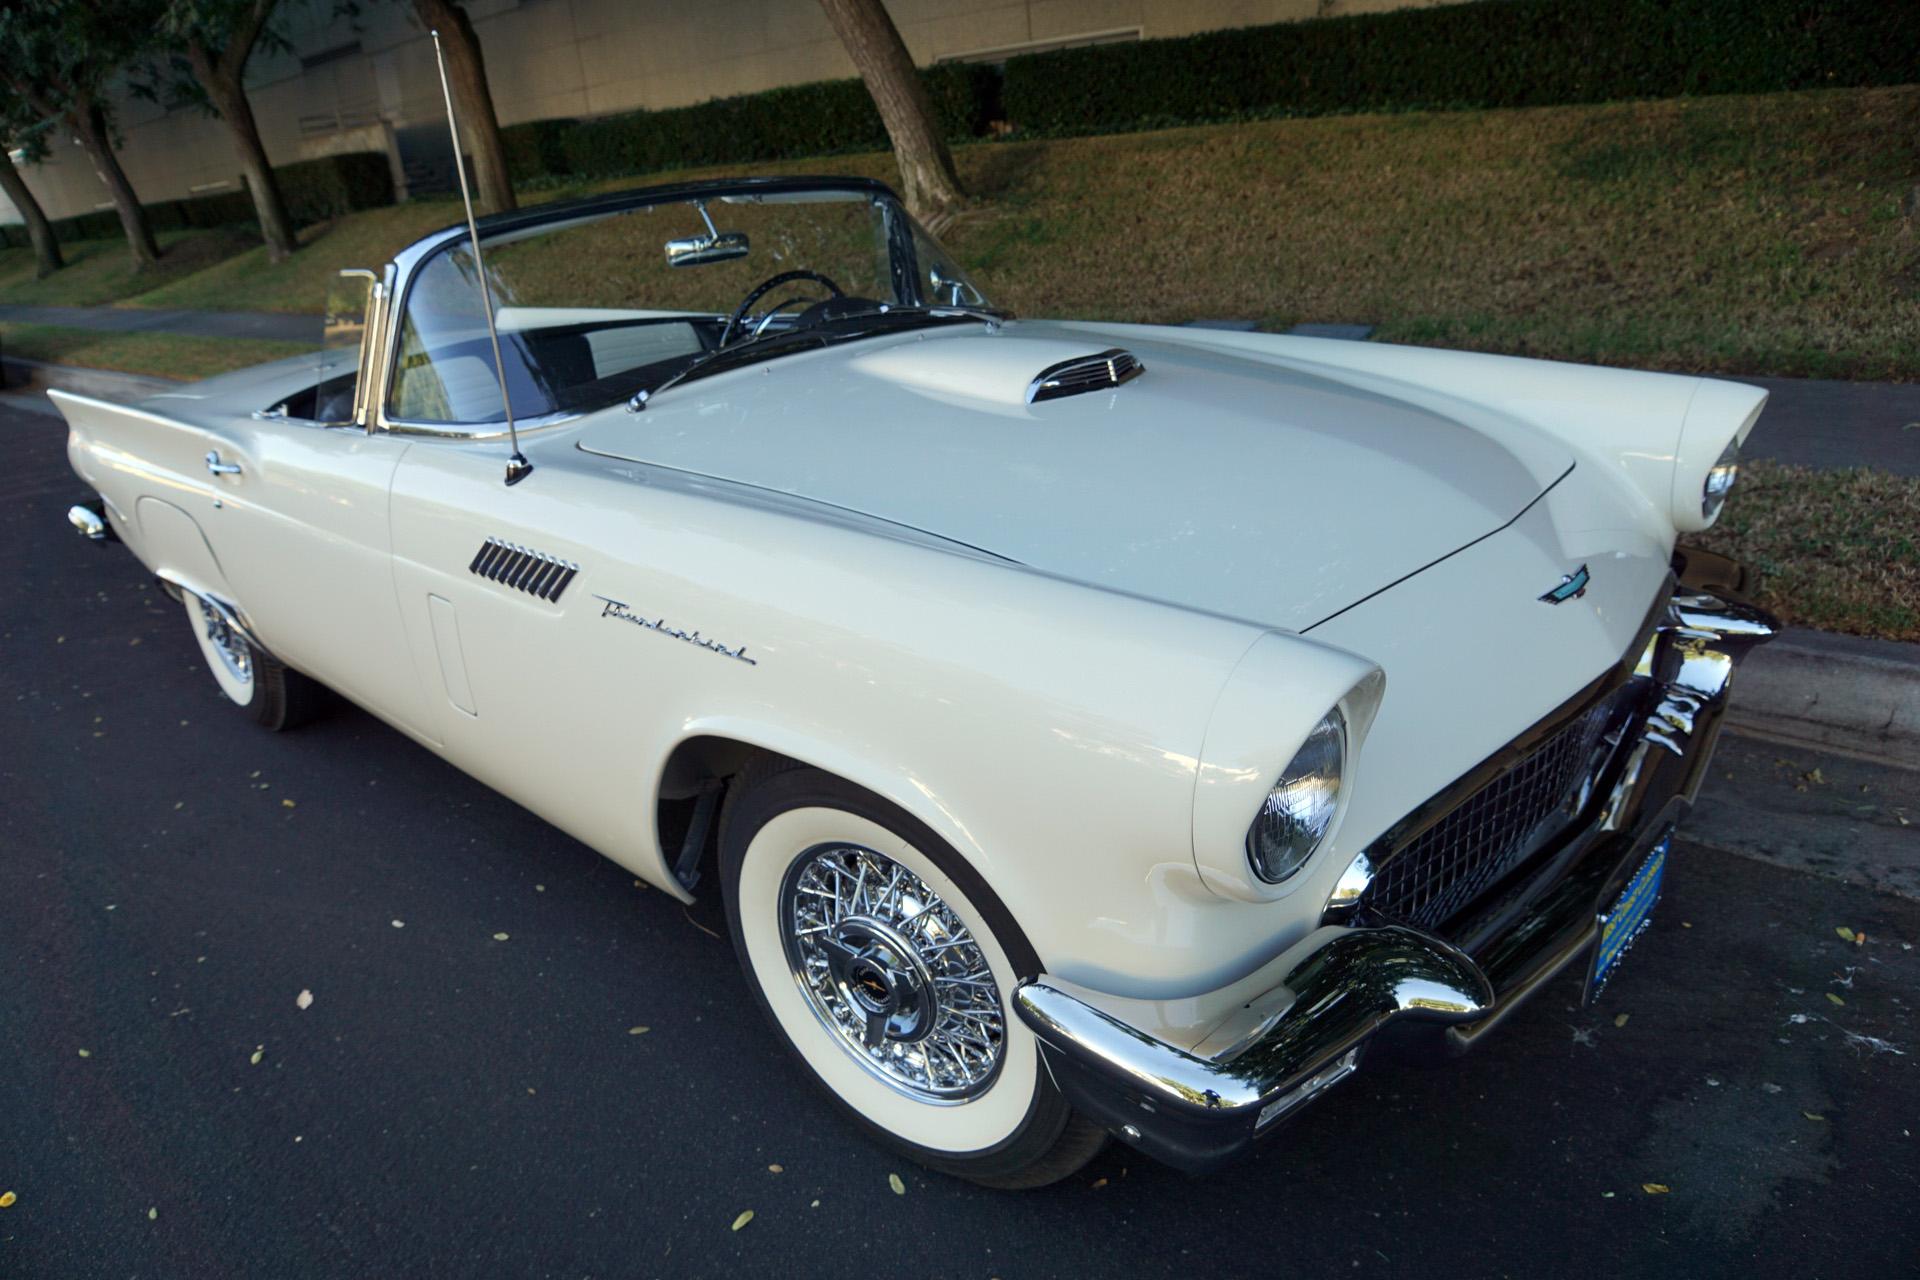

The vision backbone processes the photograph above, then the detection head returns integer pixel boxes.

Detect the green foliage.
[501,63,997,184]
[274,152,395,223]
[1000,0,1920,136]
[0,152,392,250]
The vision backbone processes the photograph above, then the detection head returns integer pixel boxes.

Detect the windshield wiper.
[626,328,823,412]
[625,305,1011,412]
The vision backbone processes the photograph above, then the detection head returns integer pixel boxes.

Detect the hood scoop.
[1027,348,1144,403]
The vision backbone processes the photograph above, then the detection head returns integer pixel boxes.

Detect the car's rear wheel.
[719,761,1106,1189]
[181,592,325,731]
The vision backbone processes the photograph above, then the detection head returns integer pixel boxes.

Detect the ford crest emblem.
[1540,564,1591,604]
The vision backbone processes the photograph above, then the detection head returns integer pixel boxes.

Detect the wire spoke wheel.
[779,842,1006,1102]
[196,597,253,691]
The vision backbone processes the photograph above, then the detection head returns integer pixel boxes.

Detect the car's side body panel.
[381,435,1392,997]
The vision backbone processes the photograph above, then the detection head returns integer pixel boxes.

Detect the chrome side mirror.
[667,200,750,267]
[929,264,981,306]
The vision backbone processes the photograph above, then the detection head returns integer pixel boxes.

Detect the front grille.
[1361,682,1640,934]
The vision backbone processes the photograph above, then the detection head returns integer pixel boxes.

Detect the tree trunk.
[192,45,297,262]
[72,98,159,269]
[413,0,515,213]
[817,0,963,225]
[0,148,64,277]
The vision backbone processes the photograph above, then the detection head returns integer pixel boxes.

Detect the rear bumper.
[1013,568,1775,1174]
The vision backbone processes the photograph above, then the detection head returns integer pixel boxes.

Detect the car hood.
[575,321,1574,630]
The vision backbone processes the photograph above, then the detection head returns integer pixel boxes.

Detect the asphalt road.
[4,401,1917,1279]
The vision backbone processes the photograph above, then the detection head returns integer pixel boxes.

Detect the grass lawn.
[0,228,262,308]
[1696,461,1920,643]
[128,201,473,315]
[45,84,1914,383]
[0,322,307,380]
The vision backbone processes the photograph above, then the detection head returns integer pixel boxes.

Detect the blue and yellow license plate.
[1587,836,1669,1001]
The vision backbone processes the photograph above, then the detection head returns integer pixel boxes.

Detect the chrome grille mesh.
[468,537,578,602]
[1360,684,1639,934]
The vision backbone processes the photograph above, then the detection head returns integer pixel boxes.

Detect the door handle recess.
[205,450,242,477]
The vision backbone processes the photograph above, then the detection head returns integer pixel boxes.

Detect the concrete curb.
[1729,628,1920,769]
[0,354,177,404]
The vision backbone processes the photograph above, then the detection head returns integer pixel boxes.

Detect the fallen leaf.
[1601,1191,1615,1199]
[77,1048,91,1058]
[767,1164,783,1174]
[1827,993,1846,1007]
[1642,1183,1670,1195]
[281,799,295,809]
[1803,1111,1826,1122]
[1614,1014,1630,1028]
[535,884,546,892]
[391,920,405,929]
[1837,926,1856,942]
[1090,1177,1108,1189]
[0,1191,16,1208]
[731,1210,754,1231]
[628,1026,650,1035]
[296,989,314,1010]
[1762,1083,1783,1094]
[888,1173,906,1195]
[147,1207,157,1221]
[1806,768,1826,786]
[250,1047,264,1066]
[492,932,510,942]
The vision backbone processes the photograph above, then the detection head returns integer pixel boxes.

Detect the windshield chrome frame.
[372,175,908,440]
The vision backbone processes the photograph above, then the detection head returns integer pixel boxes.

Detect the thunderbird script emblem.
[1539,564,1591,604]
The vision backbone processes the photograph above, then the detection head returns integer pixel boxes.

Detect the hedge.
[502,63,997,184]
[1000,0,1920,136]
[0,151,393,250]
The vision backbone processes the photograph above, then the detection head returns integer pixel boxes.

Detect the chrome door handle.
[205,450,242,477]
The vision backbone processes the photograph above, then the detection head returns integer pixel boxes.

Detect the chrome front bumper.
[1013,561,1776,1174]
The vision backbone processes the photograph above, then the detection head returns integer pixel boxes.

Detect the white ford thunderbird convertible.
[57,175,1776,1187]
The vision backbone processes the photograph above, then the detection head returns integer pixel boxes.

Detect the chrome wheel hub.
[198,598,252,686]
[780,843,1006,1101]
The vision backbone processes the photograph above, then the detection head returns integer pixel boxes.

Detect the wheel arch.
[653,718,1004,923]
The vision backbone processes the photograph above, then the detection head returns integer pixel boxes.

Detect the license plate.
[1588,836,1669,1001]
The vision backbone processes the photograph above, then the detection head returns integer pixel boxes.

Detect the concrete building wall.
[3,0,1449,225]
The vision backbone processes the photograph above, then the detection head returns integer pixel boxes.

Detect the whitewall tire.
[719,761,1105,1188]
[181,591,327,732]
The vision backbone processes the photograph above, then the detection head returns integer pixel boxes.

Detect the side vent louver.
[468,537,579,602]
[1026,348,1145,404]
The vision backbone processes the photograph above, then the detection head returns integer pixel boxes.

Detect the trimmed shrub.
[1001,0,1920,137]
[0,152,394,250]
[275,151,395,223]
[527,63,997,182]
[501,117,579,186]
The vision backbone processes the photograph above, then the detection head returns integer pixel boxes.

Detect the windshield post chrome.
[430,28,531,487]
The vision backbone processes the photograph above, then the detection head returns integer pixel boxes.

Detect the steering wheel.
[722,269,842,346]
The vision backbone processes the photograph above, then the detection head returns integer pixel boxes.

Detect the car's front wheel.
[719,761,1105,1188]
[181,592,325,731]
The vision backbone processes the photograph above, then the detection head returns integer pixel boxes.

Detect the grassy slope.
[0,322,307,379]
[95,85,1920,381]
[0,228,262,308]
[1695,461,1920,641]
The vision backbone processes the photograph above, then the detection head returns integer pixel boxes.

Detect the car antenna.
[430,29,531,486]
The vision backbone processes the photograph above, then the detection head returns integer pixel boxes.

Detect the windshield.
[385,186,991,426]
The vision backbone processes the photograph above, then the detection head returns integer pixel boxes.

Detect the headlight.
[1246,709,1346,884]
[1701,436,1740,521]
